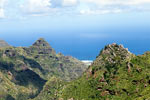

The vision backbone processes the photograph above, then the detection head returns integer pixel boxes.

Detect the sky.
[0,0,150,60]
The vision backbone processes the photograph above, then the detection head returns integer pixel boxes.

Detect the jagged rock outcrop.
[92,43,132,66]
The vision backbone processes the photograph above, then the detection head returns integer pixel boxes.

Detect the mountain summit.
[92,43,132,66]
[30,38,56,55]
[2,42,150,100]
[57,43,150,100]
[32,38,51,47]
[0,40,10,47]
[0,38,88,100]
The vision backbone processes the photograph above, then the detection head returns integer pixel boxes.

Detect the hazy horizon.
[1,0,150,60]
[1,37,150,60]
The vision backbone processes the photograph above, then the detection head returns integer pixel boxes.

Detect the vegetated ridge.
[0,38,88,100]
[36,43,150,100]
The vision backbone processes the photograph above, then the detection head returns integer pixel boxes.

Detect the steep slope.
[45,43,150,100]
[0,38,88,100]
[23,38,87,81]
[32,77,66,100]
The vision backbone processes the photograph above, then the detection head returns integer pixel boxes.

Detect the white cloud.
[80,9,122,15]
[20,0,78,16]
[0,0,150,18]
[18,0,150,16]
[0,0,6,18]
[0,8,5,18]
[81,0,150,6]
[79,0,150,14]
[20,0,52,15]
[62,0,78,7]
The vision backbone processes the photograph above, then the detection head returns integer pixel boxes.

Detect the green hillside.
[38,43,150,100]
[2,41,150,100]
[0,38,88,100]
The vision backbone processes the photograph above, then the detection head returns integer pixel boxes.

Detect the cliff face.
[0,38,88,100]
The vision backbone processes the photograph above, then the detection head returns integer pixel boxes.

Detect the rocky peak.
[30,38,56,55]
[32,38,51,47]
[0,40,10,47]
[101,43,131,57]
[92,43,132,66]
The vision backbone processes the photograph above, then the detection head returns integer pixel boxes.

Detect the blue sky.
[0,0,150,60]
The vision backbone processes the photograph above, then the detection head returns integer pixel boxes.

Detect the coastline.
[81,60,93,66]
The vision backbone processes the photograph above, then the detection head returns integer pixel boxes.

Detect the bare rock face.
[0,40,10,47]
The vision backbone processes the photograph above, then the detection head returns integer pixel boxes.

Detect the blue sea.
[2,35,150,61]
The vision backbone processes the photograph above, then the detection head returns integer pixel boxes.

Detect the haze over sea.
[0,0,150,60]
[1,31,150,61]
[1,13,150,60]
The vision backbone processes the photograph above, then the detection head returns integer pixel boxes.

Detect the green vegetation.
[32,77,66,100]
[2,40,150,100]
[44,43,150,100]
[0,38,88,100]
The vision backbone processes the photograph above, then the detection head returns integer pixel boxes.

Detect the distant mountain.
[36,43,150,100]
[0,38,88,100]
[0,40,10,47]
[31,38,56,55]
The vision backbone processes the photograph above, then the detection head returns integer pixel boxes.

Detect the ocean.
[3,36,150,61]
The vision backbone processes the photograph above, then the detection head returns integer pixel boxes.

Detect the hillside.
[0,38,88,100]
[2,41,150,100]
[37,43,150,100]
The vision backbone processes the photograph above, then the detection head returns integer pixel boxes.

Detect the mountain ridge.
[36,43,150,100]
[2,41,150,100]
[0,38,88,100]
